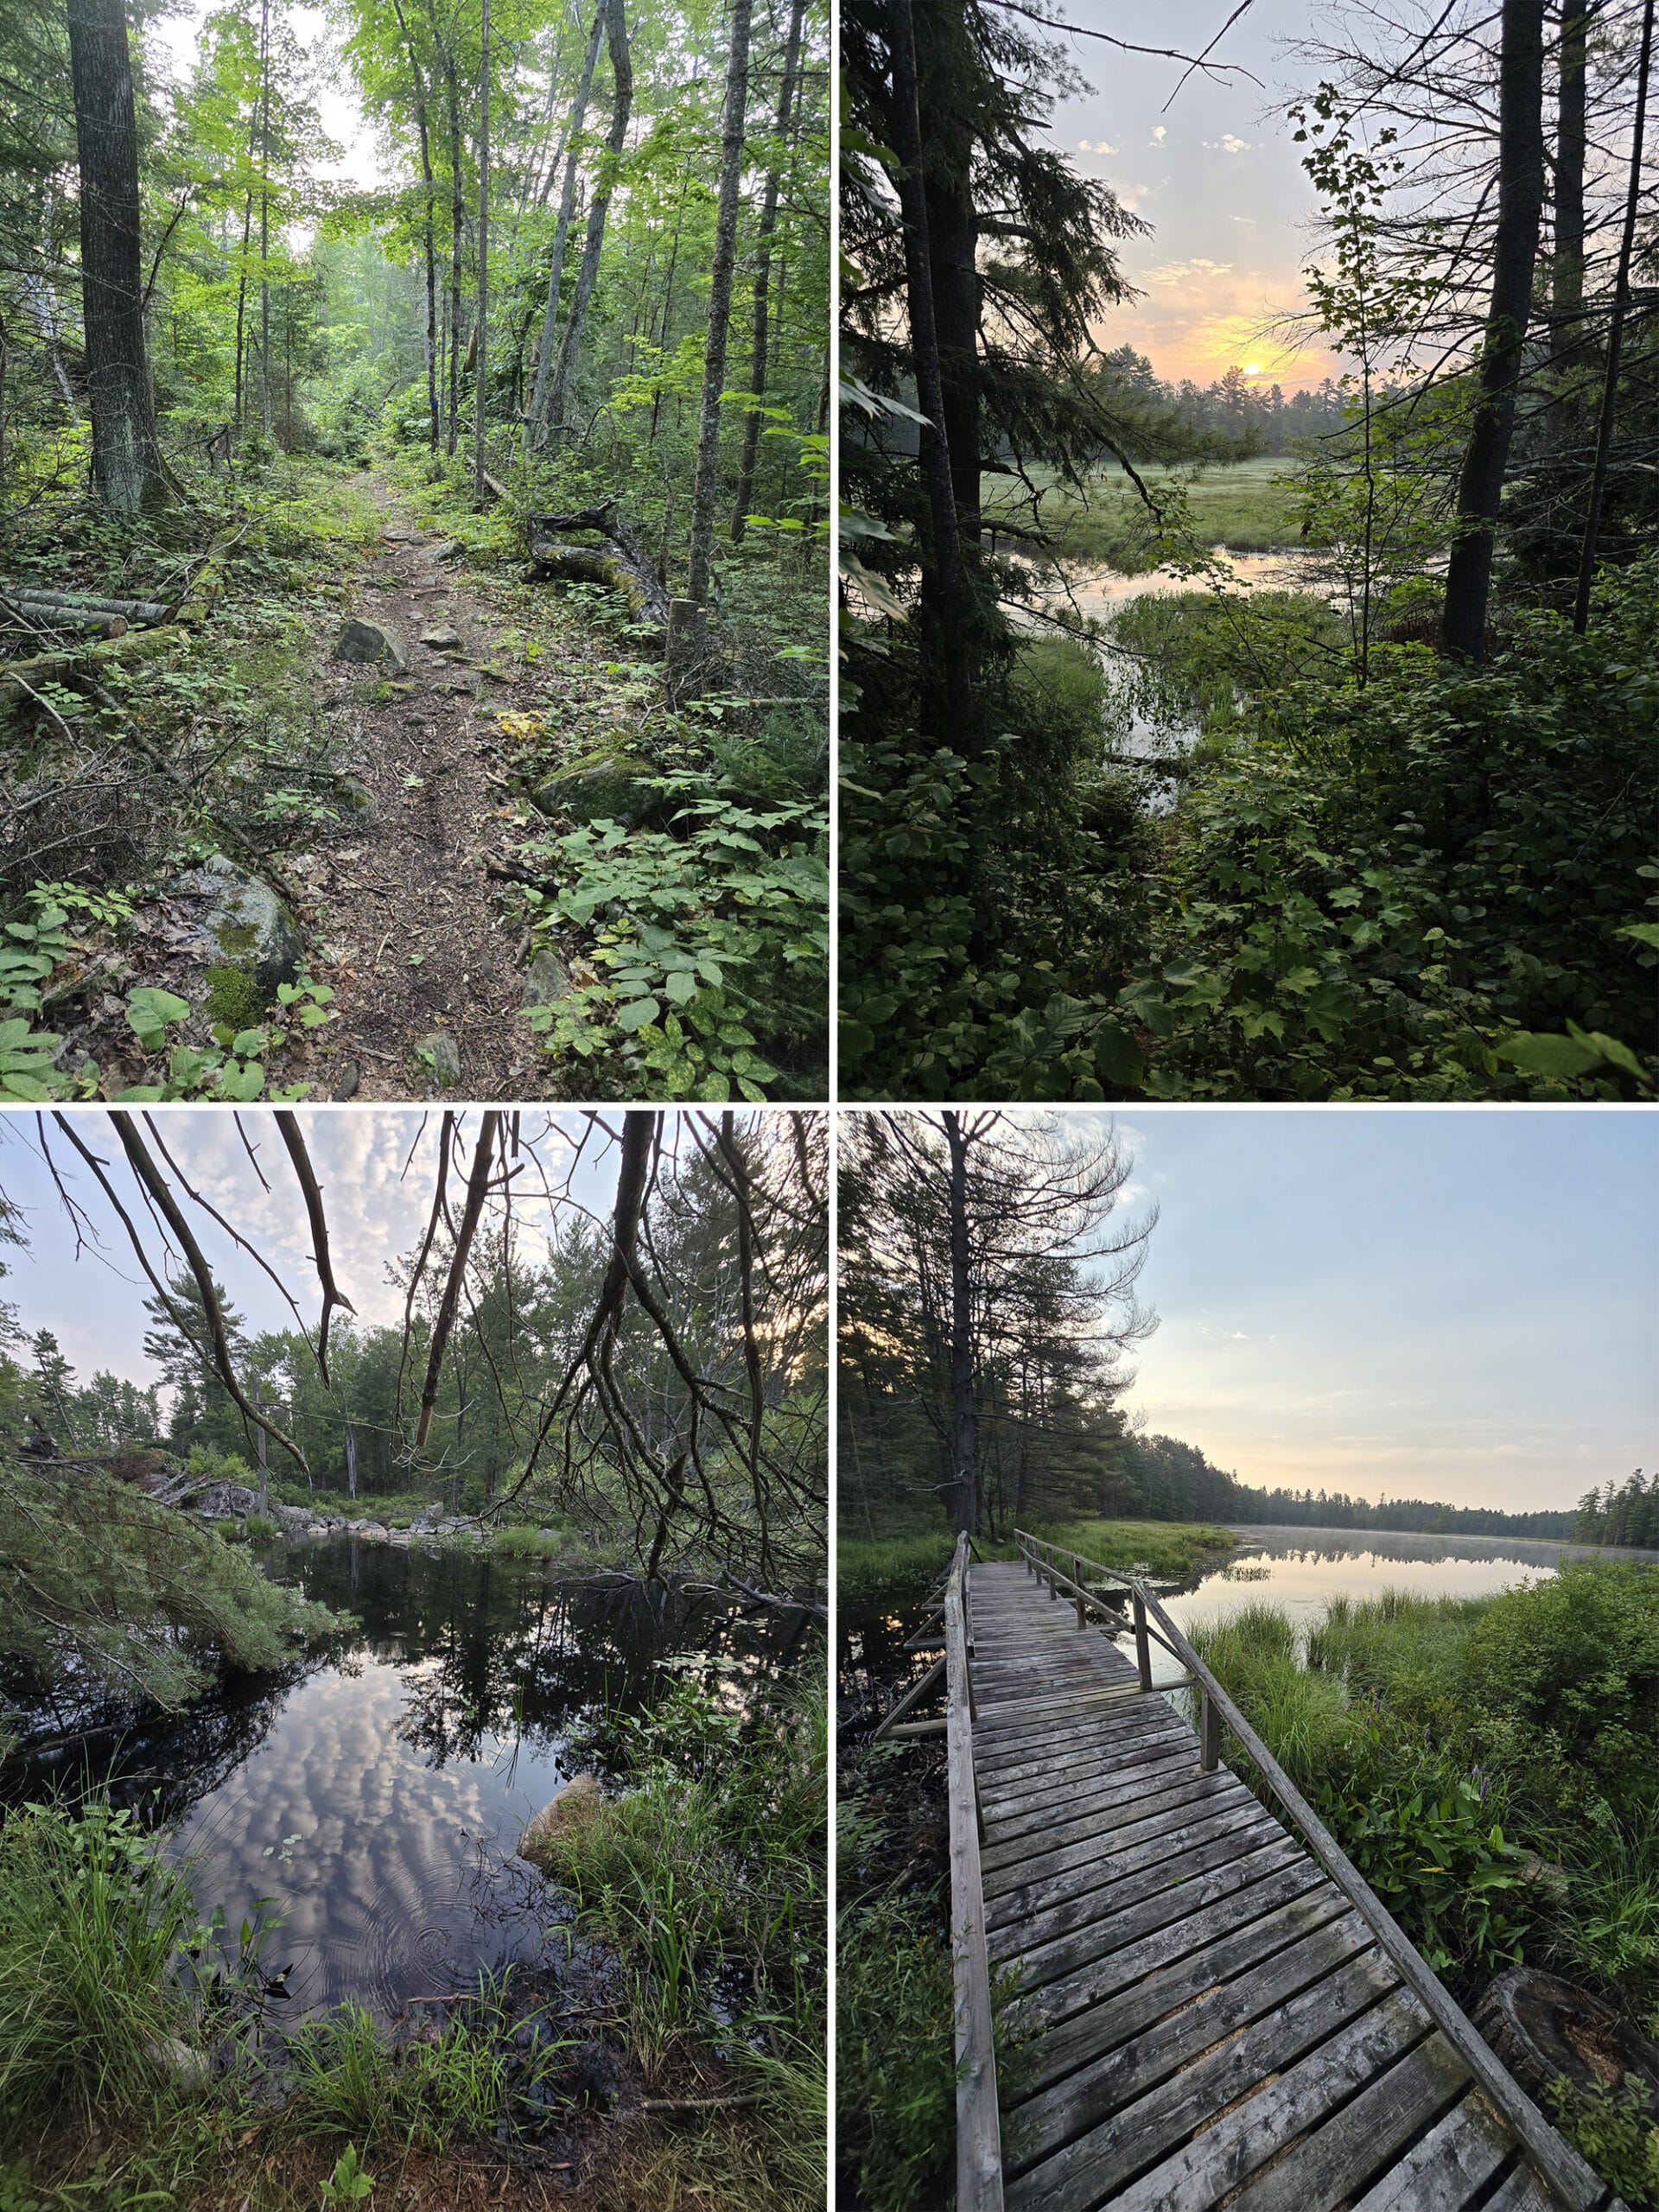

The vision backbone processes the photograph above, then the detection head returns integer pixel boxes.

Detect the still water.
[1133,1524,1652,1686]
[3,1537,817,2022]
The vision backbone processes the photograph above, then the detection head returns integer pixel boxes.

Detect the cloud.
[1143,257,1235,289]
[1151,125,1166,143]
[1218,133,1251,154]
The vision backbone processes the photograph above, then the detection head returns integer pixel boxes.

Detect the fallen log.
[3,587,168,622]
[526,508,670,628]
[0,621,186,703]
[2,607,129,639]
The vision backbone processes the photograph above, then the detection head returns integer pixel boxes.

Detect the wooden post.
[1133,1592,1152,1691]
[1200,1688,1220,1773]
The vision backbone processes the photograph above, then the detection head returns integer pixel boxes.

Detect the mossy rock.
[181,854,304,1008]
[518,1774,604,1869]
[531,747,662,830]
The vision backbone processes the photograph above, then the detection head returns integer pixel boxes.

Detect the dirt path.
[284,471,553,1102]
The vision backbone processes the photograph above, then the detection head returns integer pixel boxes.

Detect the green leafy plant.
[320,2145,376,2207]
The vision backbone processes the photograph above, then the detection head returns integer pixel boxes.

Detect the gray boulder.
[182,854,304,1003]
[522,946,573,1007]
[531,747,660,830]
[416,1029,461,1087]
[334,616,411,671]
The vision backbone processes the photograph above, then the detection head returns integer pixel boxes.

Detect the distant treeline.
[1090,346,1349,461]
[1574,1471,1659,1549]
[1122,1433,1577,1539]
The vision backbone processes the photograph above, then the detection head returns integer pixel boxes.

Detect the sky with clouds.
[2,1107,1651,1515]
[1083,1108,1658,1513]
[1039,0,1336,388]
[0,1109,627,1375]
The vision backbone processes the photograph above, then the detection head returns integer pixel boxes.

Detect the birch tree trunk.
[545,0,631,444]
[684,0,752,617]
[729,0,804,540]
[66,0,169,513]
[1440,0,1547,661]
[527,0,603,443]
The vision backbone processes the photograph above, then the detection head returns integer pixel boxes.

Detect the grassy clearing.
[836,1516,1236,1619]
[982,459,1305,569]
[1190,1568,1659,2204]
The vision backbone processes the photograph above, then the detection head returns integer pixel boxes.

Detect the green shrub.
[1548,2075,1659,2208]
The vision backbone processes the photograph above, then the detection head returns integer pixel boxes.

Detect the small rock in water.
[150,2035,211,2092]
[334,616,412,672]
[518,1774,603,1865]
[416,1030,461,1087]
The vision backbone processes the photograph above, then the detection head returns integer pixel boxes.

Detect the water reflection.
[2,1538,817,2024]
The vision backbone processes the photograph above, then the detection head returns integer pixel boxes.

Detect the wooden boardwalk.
[948,1548,1622,2212]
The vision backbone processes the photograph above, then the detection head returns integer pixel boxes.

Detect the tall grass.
[0,1799,203,2126]
[284,1993,520,2153]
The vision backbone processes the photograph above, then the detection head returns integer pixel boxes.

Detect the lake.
[3,1536,820,2023]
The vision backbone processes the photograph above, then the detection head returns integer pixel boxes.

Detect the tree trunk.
[684,0,752,615]
[345,1412,359,1501]
[474,0,490,500]
[944,1110,978,1536]
[730,0,804,540]
[922,0,982,556]
[1552,0,1597,362]
[527,0,603,442]
[391,0,441,450]
[546,0,631,445]
[65,0,168,514]
[887,0,976,742]
[1573,0,1653,628]
[255,1386,268,1515]
[258,0,272,439]
[1440,0,1547,662]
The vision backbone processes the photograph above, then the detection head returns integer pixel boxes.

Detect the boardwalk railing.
[1010,1529,1614,2212]
[944,1531,1004,2211]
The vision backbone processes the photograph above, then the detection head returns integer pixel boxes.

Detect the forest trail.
[294,468,552,1102]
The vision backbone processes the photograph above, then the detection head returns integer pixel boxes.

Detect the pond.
[3,1536,819,2024]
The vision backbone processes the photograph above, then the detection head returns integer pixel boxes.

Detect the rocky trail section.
[280,477,561,1101]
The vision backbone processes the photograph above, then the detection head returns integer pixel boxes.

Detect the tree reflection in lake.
[0,1537,819,2024]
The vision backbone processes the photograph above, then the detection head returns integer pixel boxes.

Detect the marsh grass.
[982,460,1305,568]
[283,1993,524,2154]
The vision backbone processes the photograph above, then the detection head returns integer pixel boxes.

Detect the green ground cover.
[982,459,1305,569]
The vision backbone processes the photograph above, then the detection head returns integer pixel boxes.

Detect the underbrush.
[527,1662,828,2212]
[842,544,1657,1103]
[0,457,386,1103]
[1189,1564,1659,2185]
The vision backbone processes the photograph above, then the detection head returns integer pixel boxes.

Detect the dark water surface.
[4,1537,817,2023]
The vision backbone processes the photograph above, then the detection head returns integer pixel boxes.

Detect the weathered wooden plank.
[977,1716,1192,1792]
[1222,2031,1473,2212]
[978,1732,1197,1817]
[947,1544,1002,2212]
[1008,1967,1416,2212]
[1009,1880,1355,2097]
[982,1759,1229,1867]
[1006,1910,1382,2177]
[990,1835,1310,1988]
[987,1800,1283,1940]
[1346,2090,1514,2211]
[1484,2163,1564,2212]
